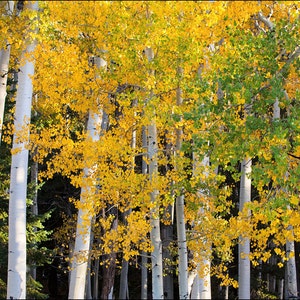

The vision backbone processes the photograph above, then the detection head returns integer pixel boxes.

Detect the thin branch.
[257,11,275,30]
[288,153,300,160]
[279,45,300,73]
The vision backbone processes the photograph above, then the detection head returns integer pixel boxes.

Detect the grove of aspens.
[1,1,300,299]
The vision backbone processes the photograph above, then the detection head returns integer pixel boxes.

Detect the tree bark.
[274,95,298,299]
[285,230,298,299]
[68,56,106,299]
[29,155,38,281]
[93,257,100,299]
[162,205,174,299]
[148,122,164,299]
[0,1,14,145]
[119,99,137,300]
[191,153,212,300]
[144,46,164,299]
[141,126,148,300]
[175,66,189,300]
[68,110,102,299]
[238,158,252,300]
[7,2,37,298]
[100,214,118,300]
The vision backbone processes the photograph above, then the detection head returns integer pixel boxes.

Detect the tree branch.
[257,12,275,30]
[288,153,300,160]
[279,45,300,73]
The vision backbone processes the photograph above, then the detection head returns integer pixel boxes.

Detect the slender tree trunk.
[175,66,189,300]
[274,96,298,299]
[176,193,188,299]
[285,232,298,299]
[199,155,211,300]
[162,204,174,299]
[199,259,211,299]
[278,278,284,300]
[266,252,277,295]
[144,46,164,299]
[85,228,95,300]
[0,1,14,145]
[119,99,137,300]
[68,110,102,299]
[100,212,118,300]
[86,254,93,300]
[141,251,148,299]
[190,271,199,299]
[238,158,252,300]
[188,64,212,300]
[29,155,38,281]
[7,2,37,298]
[0,45,11,144]
[225,285,229,300]
[162,129,174,299]
[93,257,100,299]
[141,127,148,300]
[148,122,164,299]
[119,258,129,300]
[68,55,106,299]
[190,153,212,300]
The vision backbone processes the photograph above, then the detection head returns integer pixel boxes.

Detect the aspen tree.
[238,158,252,300]
[190,153,212,300]
[279,94,298,299]
[119,98,137,300]
[189,54,214,300]
[68,112,102,300]
[141,126,148,300]
[68,57,106,299]
[0,1,14,144]
[7,1,38,298]
[175,66,189,300]
[256,8,298,298]
[145,45,164,299]
[285,226,297,299]
[273,77,297,300]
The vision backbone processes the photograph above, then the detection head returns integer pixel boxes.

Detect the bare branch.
[257,12,275,30]
[279,45,300,73]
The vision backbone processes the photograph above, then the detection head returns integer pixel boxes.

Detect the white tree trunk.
[141,126,148,300]
[279,278,284,300]
[145,46,164,299]
[162,205,174,299]
[68,57,106,299]
[190,153,212,300]
[0,1,14,145]
[238,158,252,300]
[274,95,298,299]
[68,111,102,299]
[198,155,211,300]
[175,66,189,300]
[141,251,148,299]
[190,272,200,299]
[190,267,211,300]
[119,258,129,299]
[0,47,11,144]
[285,232,298,299]
[199,259,211,299]
[273,94,298,299]
[7,2,37,298]
[148,122,164,299]
[176,194,189,299]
